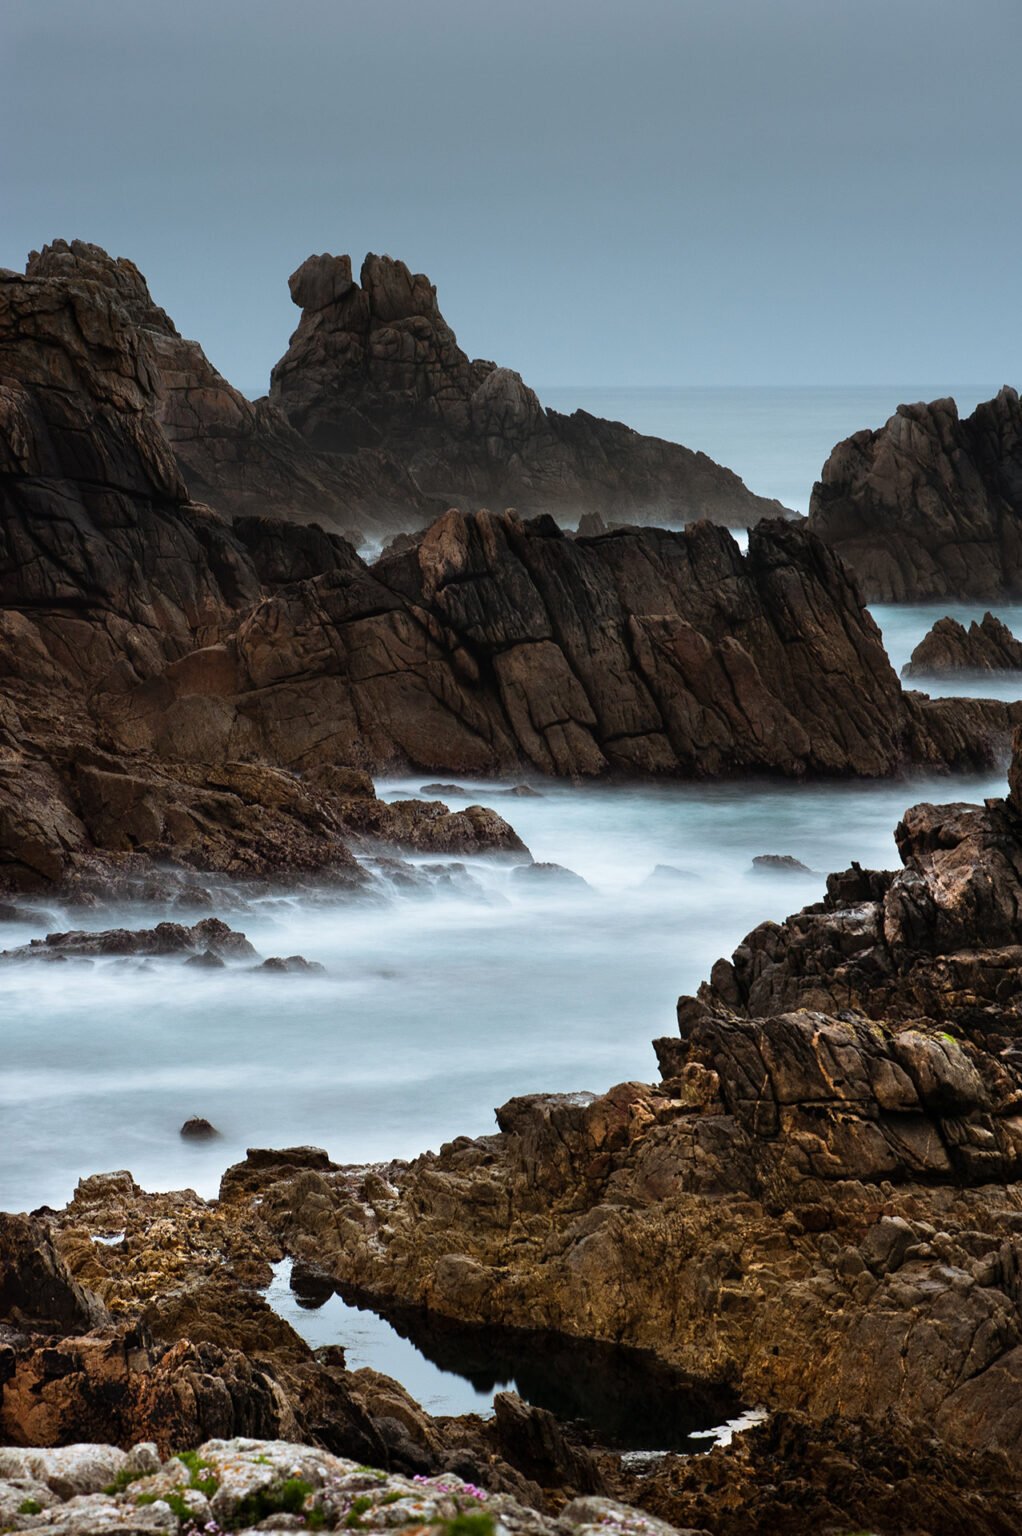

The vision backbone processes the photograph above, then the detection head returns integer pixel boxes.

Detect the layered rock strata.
[808,387,1022,601]
[268,250,789,527]
[904,611,1022,677]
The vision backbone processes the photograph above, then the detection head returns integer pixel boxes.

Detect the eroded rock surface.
[808,387,1022,601]
[904,611,1022,677]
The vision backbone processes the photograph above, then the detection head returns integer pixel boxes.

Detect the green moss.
[233,1476,315,1528]
[16,1499,41,1516]
[381,1490,405,1505]
[173,1450,219,1499]
[344,1492,375,1527]
[135,1491,192,1520]
[436,1515,496,1536]
[103,1467,147,1495]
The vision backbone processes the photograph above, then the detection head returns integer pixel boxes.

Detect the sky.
[1,0,1018,392]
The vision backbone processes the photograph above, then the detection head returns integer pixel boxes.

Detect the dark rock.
[257,955,326,974]
[420,784,470,797]
[1,918,256,963]
[179,1117,220,1140]
[511,862,590,889]
[904,612,1022,677]
[269,251,790,528]
[184,949,226,969]
[808,387,1022,600]
[750,854,814,875]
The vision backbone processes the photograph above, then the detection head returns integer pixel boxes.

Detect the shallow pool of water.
[263,1260,744,1449]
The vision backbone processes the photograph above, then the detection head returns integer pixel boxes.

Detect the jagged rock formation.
[14,239,789,540]
[808,387,1022,601]
[15,239,402,539]
[190,730,1022,1532]
[2,245,1021,898]
[102,510,1022,785]
[268,250,789,527]
[904,611,1022,677]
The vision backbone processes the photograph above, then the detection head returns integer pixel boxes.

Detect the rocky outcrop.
[904,611,1022,677]
[15,239,789,542]
[107,509,1022,783]
[189,732,1022,1531]
[269,251,789,528]
[808,387,1022,601]
[19,240,416,537]
[2,242,1020,896]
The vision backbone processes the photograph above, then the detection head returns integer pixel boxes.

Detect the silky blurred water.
[1,748,1007,1213]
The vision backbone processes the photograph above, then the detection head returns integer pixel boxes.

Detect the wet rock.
[183,949,226,969]
[420,783,469,797]
[179,1118,220,1140]
[257,955,326,974]
[511,862,590,889]
[904,611,1022,676]
[750,854,814,876]
[1,918,257,963]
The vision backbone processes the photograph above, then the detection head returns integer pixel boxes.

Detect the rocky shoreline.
[8,740,1022,1530]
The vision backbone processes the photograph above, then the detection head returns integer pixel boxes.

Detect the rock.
[269,250,790,529]
[643,864,696,885]
[179,1118,220,1141]
[904,612,1022,676]
[420,783,469,797]
[257,956,326,974]
[808,387,1022,600]
[1,919,257,963]
[750,854,814,875]
[183,949,226,969]
[511,862,590,889]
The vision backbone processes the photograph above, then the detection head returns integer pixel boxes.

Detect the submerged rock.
[511,862,590,889]
[257,955,326,974]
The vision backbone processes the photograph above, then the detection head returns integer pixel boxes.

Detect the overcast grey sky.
[2,0,1018,391]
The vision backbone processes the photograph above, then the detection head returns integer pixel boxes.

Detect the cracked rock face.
[808,387,1022,601]
[268,250,791,527]
[903,611,1022,677]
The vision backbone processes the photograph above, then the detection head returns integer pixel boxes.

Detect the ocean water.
[541,385,1000,515]
[1,742,1007,1215]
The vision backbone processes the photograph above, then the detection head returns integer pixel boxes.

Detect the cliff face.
[268,251,791,526]
[808,387,1022,601]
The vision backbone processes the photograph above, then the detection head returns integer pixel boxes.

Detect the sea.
[7,382,1018,1421]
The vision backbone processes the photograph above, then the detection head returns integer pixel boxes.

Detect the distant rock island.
[17,240,789,538]
[808,387,1022,600]
[903,612,1022,677]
